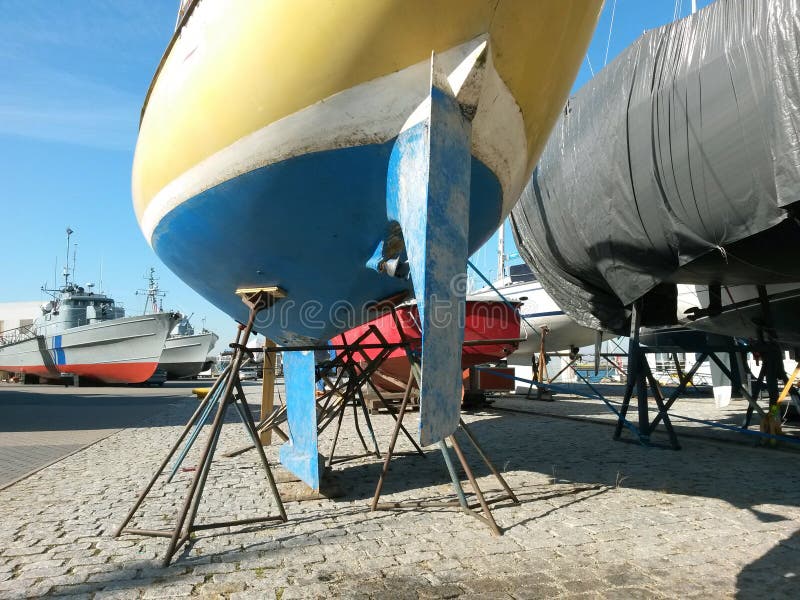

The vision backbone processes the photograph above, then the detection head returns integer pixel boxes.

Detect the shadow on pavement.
[330,410,800,517]
[38,406,799,597]
[0,384,200,432]
[737,529,800,598]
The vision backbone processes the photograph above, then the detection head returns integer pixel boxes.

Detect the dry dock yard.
[0,382,798,600]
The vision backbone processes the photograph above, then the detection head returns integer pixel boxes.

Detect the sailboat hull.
[152,146,502,343]
[133,0,602,344]
[511,0,800,343]
[342,299,521,392]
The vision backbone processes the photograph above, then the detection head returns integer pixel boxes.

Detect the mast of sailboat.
[496,220,506,283]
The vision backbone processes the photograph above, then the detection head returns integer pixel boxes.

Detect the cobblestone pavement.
[0,384,200,489]
[0,384,798,599]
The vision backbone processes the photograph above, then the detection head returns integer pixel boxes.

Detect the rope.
[604,0,618,66]
[585,55,596,78]
[476,368,639,437]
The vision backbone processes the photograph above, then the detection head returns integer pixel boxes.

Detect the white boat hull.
[159,331,219,379]
[0,313,177,384]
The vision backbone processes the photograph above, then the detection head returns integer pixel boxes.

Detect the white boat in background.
[160,317,218,379]
[472,263,600,360]
[677,283,800,406]
[0,230,178,384]
[138,268,219,380]
[678,283,800,349]
[471,223,603,388]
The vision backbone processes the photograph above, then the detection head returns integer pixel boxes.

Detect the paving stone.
[142,583,195,598]
[417,583,465,598]
[0,385,797,599]
[0,547,46,558]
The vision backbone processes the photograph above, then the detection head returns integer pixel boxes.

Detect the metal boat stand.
[323,324,426,466]
[612,284,798,448]
[370,311,519,537]
[610,300,779,449]
[739,285,785,429]
[279,327,425,465]
[114,288,288,566]
[612,301,682,449]
[226,323,425,469]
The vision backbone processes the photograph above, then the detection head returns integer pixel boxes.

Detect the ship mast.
[136,267,166,315]
[63,227,73,287]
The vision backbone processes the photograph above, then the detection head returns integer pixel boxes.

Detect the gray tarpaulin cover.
[511,0,800,333]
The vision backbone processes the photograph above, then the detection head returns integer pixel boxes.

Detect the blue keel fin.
[279,350,322,490]
[387,46,487,447]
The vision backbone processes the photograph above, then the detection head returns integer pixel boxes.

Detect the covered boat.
[511,0,800,348]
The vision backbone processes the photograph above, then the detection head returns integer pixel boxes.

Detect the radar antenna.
[136,267,166,315]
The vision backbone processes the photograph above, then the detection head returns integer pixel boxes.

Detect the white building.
[0,301,43,337]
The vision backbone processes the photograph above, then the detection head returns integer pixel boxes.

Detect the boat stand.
[739,285,785,428]
[612,301,682,449]
[323,325,425,466]
[115,288,288,566]
[370,312,519,536]
[228,323,425,468]
[610,295,788,449]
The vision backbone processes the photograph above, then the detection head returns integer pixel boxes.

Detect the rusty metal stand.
[115,288,288,566]
[323,326,425,466]
[369,312,518,536]
[227,324,424,466]
[370,394,519,535]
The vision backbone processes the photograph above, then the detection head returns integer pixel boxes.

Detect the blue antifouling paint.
[151,140,501,345]
[280,350,323,490]
[390,81,471,447]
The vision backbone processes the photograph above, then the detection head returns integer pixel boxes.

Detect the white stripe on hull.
[141,35,527,244]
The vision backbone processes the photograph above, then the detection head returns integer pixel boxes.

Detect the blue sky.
[0,0,712,340]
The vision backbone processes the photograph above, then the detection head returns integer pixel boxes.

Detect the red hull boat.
[339,299,521,392]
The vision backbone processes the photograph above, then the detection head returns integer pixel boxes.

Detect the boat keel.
[279,350,323,490]
[387,52,481,447]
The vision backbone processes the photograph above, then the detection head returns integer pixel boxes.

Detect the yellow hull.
[133,0,602,222]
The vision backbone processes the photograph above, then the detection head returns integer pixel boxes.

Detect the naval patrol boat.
[0,231,178,384]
